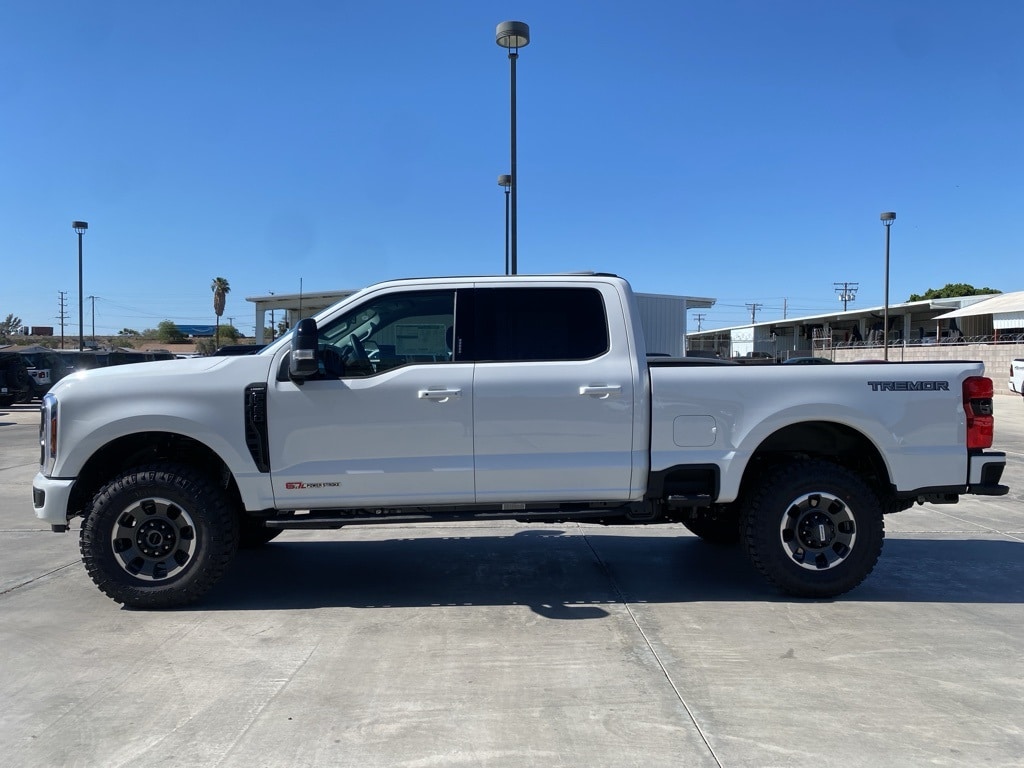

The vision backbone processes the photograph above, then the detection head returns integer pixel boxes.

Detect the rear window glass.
[472,287,608,362]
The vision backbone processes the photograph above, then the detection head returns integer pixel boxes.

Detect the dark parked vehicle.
[782,356,834,365]
[17,346,71,396]
[0,352,34,406]
[57,348,176,371]
[211,344,263,356]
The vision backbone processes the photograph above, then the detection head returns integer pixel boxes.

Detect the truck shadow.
[196,530,1024,613]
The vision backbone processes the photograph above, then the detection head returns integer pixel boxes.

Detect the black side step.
[666,494,712,509]
[262,507,628,530]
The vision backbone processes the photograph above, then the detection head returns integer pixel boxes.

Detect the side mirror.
[289,318,319,382]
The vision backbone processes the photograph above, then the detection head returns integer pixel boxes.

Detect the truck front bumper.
[967,451,1008,496]
[32,473,76,530]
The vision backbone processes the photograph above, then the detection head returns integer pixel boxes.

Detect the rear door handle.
[579,385,622,399]
[418,388,462,403]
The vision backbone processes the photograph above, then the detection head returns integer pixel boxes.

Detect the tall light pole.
[268,291,275,341]
[72,221,89,351]
[498,174,511,274]
[496,20,529,275]
[880,212,896,361]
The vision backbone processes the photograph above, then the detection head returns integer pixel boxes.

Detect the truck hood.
[49,355,275,399]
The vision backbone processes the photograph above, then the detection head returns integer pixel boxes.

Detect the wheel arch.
[69,432,244,520]
[740,420,893,502]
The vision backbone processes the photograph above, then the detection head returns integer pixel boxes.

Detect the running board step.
[263,507,628,530]
[666,494,712,508]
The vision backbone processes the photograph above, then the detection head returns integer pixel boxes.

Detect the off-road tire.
[742,459,884,598]
[80,463,238,608]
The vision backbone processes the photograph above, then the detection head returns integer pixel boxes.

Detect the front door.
[267,288,475,508]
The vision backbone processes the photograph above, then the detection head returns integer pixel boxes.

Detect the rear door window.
[470,287,608,362]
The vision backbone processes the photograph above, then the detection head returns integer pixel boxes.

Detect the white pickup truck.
[1010,359,1024,400]
[32,274,1008,607]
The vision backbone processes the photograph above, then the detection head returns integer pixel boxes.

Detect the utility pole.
[746,303,763,324]
[88,295,97,343]
[693,313,705,332]
[57,291,68,349]
[833,281,859,311]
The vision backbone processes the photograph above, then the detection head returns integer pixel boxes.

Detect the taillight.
[963,376,993,450]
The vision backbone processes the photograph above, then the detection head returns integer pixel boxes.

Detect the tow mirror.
[289,318,319,381]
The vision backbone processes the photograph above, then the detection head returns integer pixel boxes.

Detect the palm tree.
[211,277,230,348]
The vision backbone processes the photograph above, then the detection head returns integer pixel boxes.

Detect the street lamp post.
[498,174,511,274]
[72,221,89,352]
[268,291,275,342]
[496,20,529,275]
[880,212,896,361]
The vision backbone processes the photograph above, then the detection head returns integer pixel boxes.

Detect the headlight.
[39,393,58,476]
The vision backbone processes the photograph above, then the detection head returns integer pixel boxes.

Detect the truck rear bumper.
[32,473,75,529]
[968,451,1008,496]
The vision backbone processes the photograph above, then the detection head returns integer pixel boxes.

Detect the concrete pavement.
[1,398,1022,767]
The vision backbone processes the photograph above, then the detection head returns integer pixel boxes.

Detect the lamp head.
[497,174,512,188]
[72,220,89,233]
[496,21,530,49]
[880,212,896,226]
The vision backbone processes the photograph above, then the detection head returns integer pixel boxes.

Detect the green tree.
[211,277,230,348]
[1,312,23,340]
[195,326,245,355]
[156,320,185,343]
[217,324,241,343]
[194,338,216,355]
[908,283,1001,301]
[264,319,289,340]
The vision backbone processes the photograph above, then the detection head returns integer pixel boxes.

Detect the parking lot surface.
[2,398,1022,767]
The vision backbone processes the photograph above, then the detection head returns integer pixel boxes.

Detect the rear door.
[470,284,637,502]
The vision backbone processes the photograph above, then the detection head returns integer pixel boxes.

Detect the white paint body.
[33,275,1002,525]
[1009,359,1024,396]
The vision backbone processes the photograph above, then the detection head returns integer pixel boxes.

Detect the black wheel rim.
[778,492,857,571]
[110,497,198,581]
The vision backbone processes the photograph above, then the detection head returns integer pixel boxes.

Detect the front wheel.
[741,460,884,598]
[80,463,239,608]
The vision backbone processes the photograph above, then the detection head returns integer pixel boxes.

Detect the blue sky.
[2,1,1022,336]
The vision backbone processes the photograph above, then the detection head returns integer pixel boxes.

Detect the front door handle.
[418,388,462,403]
[579,385,622,399]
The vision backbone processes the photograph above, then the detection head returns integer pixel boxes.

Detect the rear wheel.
[742,460,884,598]
[80,463,238,608]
